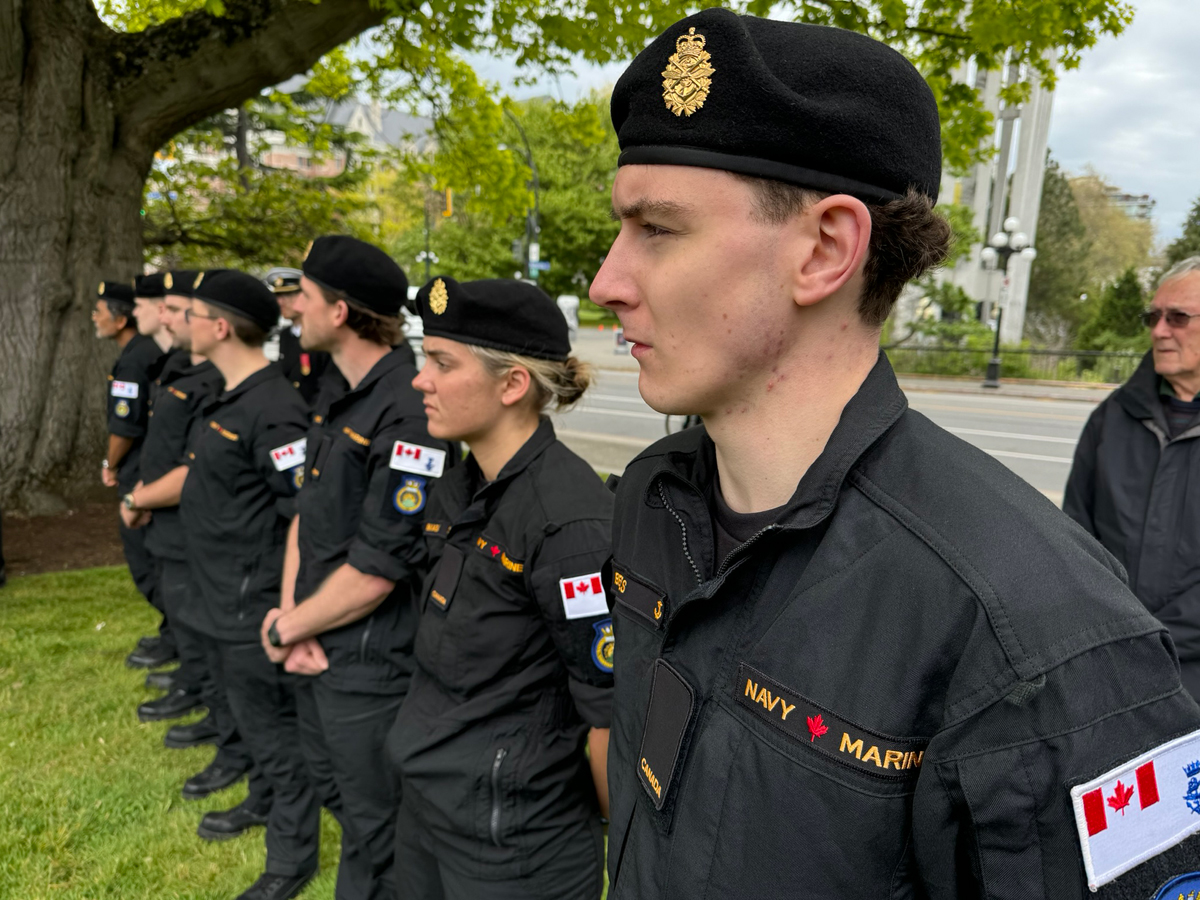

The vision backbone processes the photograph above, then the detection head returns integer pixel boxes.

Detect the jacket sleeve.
[250,400,310,513]
[344,422,449,585]
[912,631,1200,898]
[527,518,616,730]
[107,353,154,439]
[1063,403,1106,536]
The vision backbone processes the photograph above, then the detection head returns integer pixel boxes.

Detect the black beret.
[264,267,303,295]
[164,270,200,297]
[302,236,407,316]
[192,269,280,332]
[416,277,570,362]
[97,279,136,304]
[612,8,942,204]
[135,272,167,299]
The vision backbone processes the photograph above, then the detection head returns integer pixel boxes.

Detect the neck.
[152,329,173,353]
[705,332,878,514]
[209,342,269,391]
[189,351,204,365]
[469,413,541,482]
[1165,372,1200,402]
[114,328,135,349]
[330,333,390,390]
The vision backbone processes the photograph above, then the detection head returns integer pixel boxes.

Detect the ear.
[331,299,350,328]
[214,316,232,342]
[785,194,872,310]
[498,365,533,408]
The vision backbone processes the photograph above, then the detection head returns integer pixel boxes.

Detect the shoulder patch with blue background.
[592,618,614,672]
[1154,872,1200,899]
[392,475,426,515]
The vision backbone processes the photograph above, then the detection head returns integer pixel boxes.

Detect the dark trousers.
[296,678,401,900]
[217,640,320,877]
[394,795,605,900]
[158,559,206,695]
[120,519,172,649]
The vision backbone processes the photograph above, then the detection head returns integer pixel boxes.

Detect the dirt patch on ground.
[4,502,125,578]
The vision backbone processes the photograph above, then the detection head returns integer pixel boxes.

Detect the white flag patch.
[1071,727,1200,889]
[390,441,446,478]
[111,380,139,399]
[269,438,307,472]
[559,573,607,620]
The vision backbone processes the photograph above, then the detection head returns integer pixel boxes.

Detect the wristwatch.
[267,622,283,648]
[102,459,110,470]
[122,493,138,511]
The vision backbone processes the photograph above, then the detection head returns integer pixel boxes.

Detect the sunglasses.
[1139,309,1200,329]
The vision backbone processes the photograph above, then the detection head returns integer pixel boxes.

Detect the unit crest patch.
[592,618,614,672]
[392,476,427,515]
[114,399,130,418]
[291,466,304,489]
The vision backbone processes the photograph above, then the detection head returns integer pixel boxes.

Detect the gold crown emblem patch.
[98,281,106,295]
[193,272,205,289]
[429,278,449,316]
[662,27,715,117]
[164,272,173,290]
[303,239,314,262]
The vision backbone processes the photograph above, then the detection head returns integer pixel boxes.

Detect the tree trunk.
[0,0,385,512]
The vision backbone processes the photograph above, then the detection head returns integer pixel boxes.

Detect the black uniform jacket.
[277,323,333,407]
[1065,351,1200,696]
[180,365,309,642]
[107,333,166,492]
[604,354,1200,899]
[295,345,452,694]
[390,420,614,878]
[143,351,224,562]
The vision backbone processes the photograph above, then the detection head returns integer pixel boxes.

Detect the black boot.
[137,689,203,723]
[196,799,270,841]
[144,669,176,692]
[164,713,219,749]
[126,641,178,669]
[235,870,315,900]
[182,760,248,800]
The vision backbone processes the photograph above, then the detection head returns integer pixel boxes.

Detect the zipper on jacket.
[716,525,778,577]
[359,617,373,661]
[489,747,508,847]
[657,481,702,587]
[236,571,251,620]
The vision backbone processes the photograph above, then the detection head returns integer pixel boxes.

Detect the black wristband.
[267,621,283,648]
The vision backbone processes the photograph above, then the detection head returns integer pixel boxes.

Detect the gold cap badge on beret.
[303,240,314,262]
[164,272,173,290]
[429,278,449,316]
[662,28,714,117]
[193,272,205,290]
[98,281,106,295]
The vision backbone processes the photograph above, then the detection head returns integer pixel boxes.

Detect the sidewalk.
[570,328,1117,403]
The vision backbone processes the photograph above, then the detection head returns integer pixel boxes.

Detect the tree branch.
[110,0,392,158]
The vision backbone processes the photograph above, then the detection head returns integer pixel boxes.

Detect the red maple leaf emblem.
[490,545,501,556]
[806,714,829,742]
[1107,780,1135,816]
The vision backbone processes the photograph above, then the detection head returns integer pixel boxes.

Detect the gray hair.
[1161,256,1200,288]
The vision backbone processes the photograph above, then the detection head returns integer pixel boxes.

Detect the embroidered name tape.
[390,441,446,478]
[735,663,928,780]
[269,438,307,472]
[475,537,524,573]
[611,565,667,627]
[111,380,139,399]
[560,573,607,620]
[1071,727,1200,890]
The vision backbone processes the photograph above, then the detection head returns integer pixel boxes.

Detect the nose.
[412,364,432,395]
[1152,312,1174,340]
[589,231,638,313]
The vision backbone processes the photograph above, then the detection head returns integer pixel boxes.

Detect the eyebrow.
[610,198,697,222]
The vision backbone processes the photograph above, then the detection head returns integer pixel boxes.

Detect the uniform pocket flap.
[638,659,695,810]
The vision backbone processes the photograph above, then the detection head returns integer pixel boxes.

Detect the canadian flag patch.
[110,380,139,399]
[269,438,307,472]
[559,573,607,620]
[1071,727,1200,889]
[390,441,446,478]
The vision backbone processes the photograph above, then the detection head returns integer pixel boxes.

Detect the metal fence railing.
[884,346,1144,385]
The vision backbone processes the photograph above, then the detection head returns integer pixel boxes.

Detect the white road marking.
[981,449,1073,464]
[945,427,1078,445]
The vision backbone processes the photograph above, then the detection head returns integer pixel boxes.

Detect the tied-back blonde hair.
[468,346,593,412]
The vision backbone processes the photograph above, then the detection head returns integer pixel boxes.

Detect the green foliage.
[1164,196,1200,272]
[1070,171,1155,290]
[1027,155,1091,342]
[1076,267,1150,352]
[938,202,982,269]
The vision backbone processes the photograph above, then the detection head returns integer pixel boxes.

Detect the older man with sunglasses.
[1066,256,1200,698]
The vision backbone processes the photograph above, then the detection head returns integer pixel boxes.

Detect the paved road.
[552,368,1102,505]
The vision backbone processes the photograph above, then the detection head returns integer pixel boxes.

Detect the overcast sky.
[469,0,1199,245]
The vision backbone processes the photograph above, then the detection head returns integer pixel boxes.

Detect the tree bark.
[0,0,385,511]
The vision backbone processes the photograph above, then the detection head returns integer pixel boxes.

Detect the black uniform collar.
[645,351,908,532]
[214,362,278,405]
[466,417,558,495]
[346,345,414,396]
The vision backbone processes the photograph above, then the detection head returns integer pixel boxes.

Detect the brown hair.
[735,177,953,327]
[318,285,403,347]
[217,309,267,347]
[467,346,593,412]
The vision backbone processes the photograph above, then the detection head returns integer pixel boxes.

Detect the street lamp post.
[979,216,1037,388]
[502,107,540,280]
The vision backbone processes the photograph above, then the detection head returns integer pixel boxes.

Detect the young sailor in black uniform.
[590,10,1200,897]
[179,270,318,900]
[259,236,450,900]
[264,266,333,406]
[389,277,613,900]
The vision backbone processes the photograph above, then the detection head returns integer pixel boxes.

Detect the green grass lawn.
[0,567,344,899]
